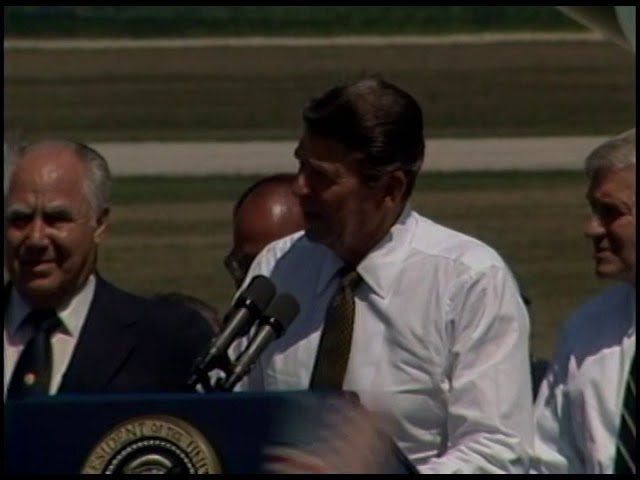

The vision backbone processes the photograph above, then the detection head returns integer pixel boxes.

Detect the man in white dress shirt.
[532,128,636,474]
[232,76,534,473]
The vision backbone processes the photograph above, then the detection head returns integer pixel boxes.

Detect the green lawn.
[5,7,581,38]
[5,40,634,142]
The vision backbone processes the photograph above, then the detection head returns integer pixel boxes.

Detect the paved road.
[4,32,604,50]
[95,136,607,176]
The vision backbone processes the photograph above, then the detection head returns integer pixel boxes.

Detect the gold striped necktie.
[309,266,362,390]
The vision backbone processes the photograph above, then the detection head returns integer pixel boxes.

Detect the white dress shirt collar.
[6,274,97,339]
[312,205,415,300]
[358,205,414,299]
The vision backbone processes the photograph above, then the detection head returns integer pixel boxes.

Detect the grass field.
[5,40,634,142]
[5,36,632,360]
[5,7,581,38]
[100,172,606,359]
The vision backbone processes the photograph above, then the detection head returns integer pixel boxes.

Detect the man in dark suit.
[4,139,213,397]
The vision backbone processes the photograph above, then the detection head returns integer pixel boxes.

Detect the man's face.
[292,132,399,263]
[5,147,108,308]
[225,227,263,290]
[584,165,635,284]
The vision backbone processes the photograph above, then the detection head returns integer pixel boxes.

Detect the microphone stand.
[216,293,300,392]
[188,290,300,393]
[186,275,276,392]
[189,351,233,393]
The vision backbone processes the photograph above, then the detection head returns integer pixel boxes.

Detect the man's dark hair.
[302,76,425,198]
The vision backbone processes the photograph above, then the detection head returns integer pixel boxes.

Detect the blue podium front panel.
[5,391,416,474]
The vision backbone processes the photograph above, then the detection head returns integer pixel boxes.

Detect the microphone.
[219,293,300,392]
[188,275,276,390]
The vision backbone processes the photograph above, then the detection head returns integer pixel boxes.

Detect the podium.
[5,391,417,474]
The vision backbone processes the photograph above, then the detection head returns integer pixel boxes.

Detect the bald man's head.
[225,174,304,287]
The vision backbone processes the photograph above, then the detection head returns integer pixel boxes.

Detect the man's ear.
[94,207,110,243]
[383,169,408,207]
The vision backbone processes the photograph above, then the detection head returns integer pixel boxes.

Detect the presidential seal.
[81,415,222,474]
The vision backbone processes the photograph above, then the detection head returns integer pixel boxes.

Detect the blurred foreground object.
[558,6,635,51]
[263,395,417,474]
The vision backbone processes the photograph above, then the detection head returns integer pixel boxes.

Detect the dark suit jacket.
[5,275,215,394]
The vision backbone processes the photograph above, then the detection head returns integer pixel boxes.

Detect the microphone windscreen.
[237,275,276,312]
[264,293,300,331]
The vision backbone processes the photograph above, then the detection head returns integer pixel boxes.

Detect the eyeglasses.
[223,250,255,286]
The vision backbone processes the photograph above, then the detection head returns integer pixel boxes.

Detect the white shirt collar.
[313,205,415,300]
[358,205,414,299]
[6,274,97,338]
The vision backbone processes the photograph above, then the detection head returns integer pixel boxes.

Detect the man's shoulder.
[94,276,209,327]
[256,231,317,266]
[565,282,634,331]
[94,276,157,311]
[248,231,335,291]
[264,230,307,254]
[410,212,506,270]
[555,282,634,363]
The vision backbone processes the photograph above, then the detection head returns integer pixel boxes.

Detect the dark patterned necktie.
[7,309,60,400]
[309,267,362,390]
[614,353,636,474]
